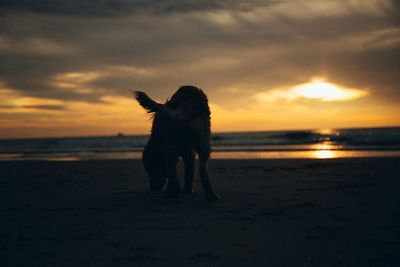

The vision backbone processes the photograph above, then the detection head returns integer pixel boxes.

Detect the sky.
[0,0,399,138]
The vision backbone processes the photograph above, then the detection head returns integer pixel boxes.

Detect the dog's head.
[142,140,166,192]
[166,85,210,119]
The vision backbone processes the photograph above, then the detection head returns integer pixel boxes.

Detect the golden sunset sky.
[0,0,399,138]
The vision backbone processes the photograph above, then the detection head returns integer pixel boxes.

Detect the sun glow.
[292,79,367,101]
[257,78,368,103]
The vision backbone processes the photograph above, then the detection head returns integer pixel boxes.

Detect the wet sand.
[1,158,399,266]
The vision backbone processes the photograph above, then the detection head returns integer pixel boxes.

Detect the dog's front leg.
[164,151,180,198]
[198,154,220,200]
[182,150,195,194]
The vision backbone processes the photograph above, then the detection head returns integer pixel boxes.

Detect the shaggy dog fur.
[134,85,220,200]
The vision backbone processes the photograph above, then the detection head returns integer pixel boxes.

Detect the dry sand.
[1,158,399,266]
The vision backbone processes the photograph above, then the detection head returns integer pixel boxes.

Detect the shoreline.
[1,149,400,161]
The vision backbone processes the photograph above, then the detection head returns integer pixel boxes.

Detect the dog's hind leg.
[198,152,220,200]
[164,148,180,198]
[182,149,195,194]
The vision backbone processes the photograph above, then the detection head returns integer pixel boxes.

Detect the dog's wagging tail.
[133,91,159,113]
[133,86,220,200]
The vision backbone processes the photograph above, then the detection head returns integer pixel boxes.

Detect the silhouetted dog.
[134,86,220,200]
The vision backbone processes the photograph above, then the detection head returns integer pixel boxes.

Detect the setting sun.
[256,77,368,105]
[292,79,368,102]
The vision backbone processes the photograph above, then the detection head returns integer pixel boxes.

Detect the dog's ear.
[132,91,160,113]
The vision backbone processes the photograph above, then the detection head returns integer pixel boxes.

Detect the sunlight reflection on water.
[313,150,336,159]
[1,150,400,161]
[211,150,400,159]
[309,142,338,159]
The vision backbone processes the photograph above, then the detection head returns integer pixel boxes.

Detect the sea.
[0,127,399,161]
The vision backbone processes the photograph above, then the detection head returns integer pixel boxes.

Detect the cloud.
[0,104,65,110]
[0,93,149,138]
[0,0,279,16]
[0,86,67,113]
[0,0,399,137]
[0,36,74,55]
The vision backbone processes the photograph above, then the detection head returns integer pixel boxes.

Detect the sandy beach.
[1,158,399,266]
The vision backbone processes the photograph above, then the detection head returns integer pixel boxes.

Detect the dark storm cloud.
[0,0,278,16]
[0,51,105,102]
[385,0,400,19]
[0,0,399,106]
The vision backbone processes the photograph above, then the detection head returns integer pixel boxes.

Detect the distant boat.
[117,132,125,137]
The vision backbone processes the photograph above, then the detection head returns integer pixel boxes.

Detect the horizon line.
[1,125,399,141]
